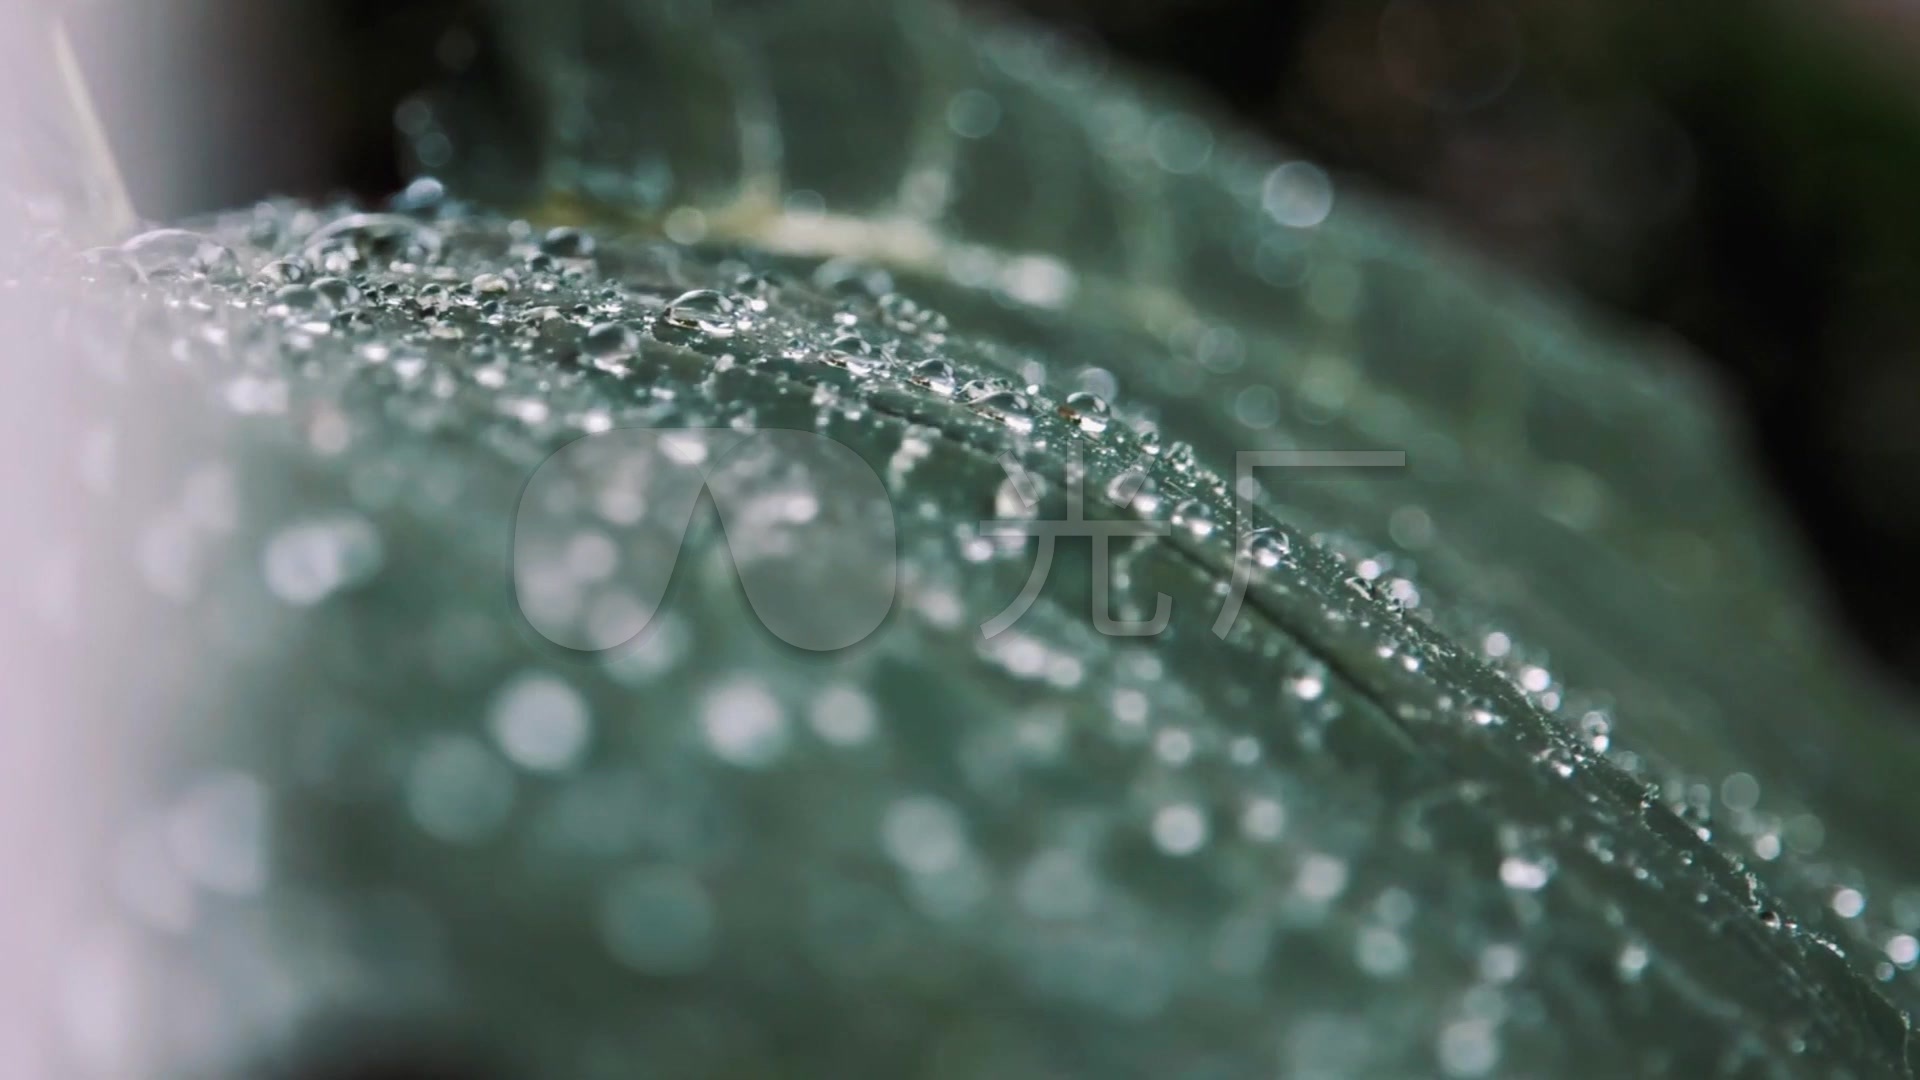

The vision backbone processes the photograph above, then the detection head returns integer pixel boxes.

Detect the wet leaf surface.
[11,0,1920,1076]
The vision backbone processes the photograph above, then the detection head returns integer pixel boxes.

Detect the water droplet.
[1499,855,1553,891]
[701,680,788,767]
[910,358,957,396]
[488,672,592,772]
[959,379,1003,404]
[312,276,362,309]
[1617,940,1650,981]
[1295,853,1349,901]
[1579,711,1612,753]
[539,226,596,259]
[584,321,639,366]
[1343,575,1384,603]
[1241,797,1285,840]
[1263,160,1334,229]
[121,228,241,282]
[1286,671,1327,701]
[829,333,873,355]
[994,469,1043,519]
[824,349,881,375]
[1466,697,1504,727]
[258,256,309,285]
[731,269,780,299]
[1105,468,1152,511]
[814,257,892,298]
[271,284,330,315]
[969,389,1035,434]
[1244,527,1292,567]
[657,289,738,338]
[390,175,447,213]
[1151,803,1209,856]
[302,213,443,272]
[878,292,949,336]
[1172,499,1216,539]
[1059,391,1111,435]
[807,685,878,747]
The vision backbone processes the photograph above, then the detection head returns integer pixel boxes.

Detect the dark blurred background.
[62,0,1920,687]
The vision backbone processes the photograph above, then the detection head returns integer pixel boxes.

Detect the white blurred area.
[1,1,153,1075]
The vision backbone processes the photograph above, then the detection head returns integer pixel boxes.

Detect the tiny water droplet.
[969,389,1034,434]
[829,333,874,356]
[1151,803,1209,856]
[1499,855,1554,891]
[312,276,362,309]
[1059,391,1111,435]
[1344,575,1384,603]
[121,228,241,282]
[878,292,949,335]
[539,226,597,259]
[959,379,999,403]
[390,175,447,213]
[1244,527,1291,568]
[1105,468,1154,512]
[1579,711,1612,753]
[1172,498,1216,539]
[302,213,443,271]
[824,350,881,375]
[814,257,892,298]
[1464,696,1504,727]
[732,269,780,296]
[1617,941,1650,981]
[584,322,640,365]
[258,256,310,285]
[657,289,738,338]
[910,358,957,396]
[994,468,1046,519]
[271,284,330,314]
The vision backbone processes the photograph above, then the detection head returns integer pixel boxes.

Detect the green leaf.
[21,0,1919,1075]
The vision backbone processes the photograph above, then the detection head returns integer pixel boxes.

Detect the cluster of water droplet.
[20,159,1913,1079]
